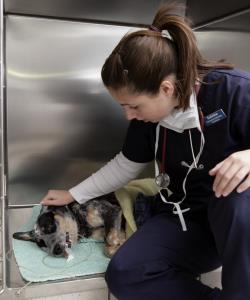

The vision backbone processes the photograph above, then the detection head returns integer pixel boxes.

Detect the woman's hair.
[101,3,233,110]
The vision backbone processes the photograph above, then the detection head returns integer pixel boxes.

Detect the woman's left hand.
[209,149,250,198]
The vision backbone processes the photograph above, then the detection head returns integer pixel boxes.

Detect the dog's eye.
[53,244,63,256]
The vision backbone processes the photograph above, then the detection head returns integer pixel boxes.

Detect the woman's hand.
[40,190,75,206]
[209,149,250,198]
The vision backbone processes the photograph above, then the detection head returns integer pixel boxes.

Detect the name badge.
[204,109,227,127]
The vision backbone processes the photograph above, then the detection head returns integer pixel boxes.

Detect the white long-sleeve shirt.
[69,151,147,204]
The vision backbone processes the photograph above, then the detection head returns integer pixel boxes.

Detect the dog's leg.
[104,207,126,258]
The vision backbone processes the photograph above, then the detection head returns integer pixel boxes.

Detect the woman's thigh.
[106,212,221,300]
[111,212,220,276]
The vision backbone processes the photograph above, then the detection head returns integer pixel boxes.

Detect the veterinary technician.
[41,3,250,300]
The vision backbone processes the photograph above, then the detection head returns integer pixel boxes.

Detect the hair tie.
[161,30,172,40]
[149,25,172,41]
[149,25,161,32]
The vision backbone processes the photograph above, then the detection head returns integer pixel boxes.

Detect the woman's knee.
[105,248,177,298]
[208,190,250,254]
[105,252,133,297]
[209,190,250,223]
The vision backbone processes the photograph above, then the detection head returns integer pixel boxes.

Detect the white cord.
[180,129,205,203]
[155,124,205,231]
[155,124,189,231]
[15,281,33,295]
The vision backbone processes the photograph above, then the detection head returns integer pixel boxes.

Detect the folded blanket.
[115,178,158,238]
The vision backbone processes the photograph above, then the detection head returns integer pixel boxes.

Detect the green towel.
[12,205,110,282]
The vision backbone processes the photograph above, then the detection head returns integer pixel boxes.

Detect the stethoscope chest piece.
[155,173,170,189]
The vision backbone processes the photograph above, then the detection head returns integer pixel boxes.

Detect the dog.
[13,194,126,258]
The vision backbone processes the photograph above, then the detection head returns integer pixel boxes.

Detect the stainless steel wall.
[196,31,250,72]
[4,0,186,207]
[186,0,250,27]
[195,7,250,72]
[5,3,250,206]
[6,16,131,205]
[5,0,185,25]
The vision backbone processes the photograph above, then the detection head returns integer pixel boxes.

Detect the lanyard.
[154,92,205,231]
[160,128,167,173]
[155,127,170,190]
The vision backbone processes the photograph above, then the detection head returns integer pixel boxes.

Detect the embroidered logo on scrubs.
[204,109,227,127]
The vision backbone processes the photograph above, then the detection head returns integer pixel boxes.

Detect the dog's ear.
[13,230,37,243]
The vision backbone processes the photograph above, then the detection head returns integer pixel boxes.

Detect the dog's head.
[13,206,79,257]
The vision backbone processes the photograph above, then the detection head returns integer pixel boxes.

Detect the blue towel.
[12,205,110,282]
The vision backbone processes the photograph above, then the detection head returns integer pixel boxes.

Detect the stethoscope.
[154,103,205,231]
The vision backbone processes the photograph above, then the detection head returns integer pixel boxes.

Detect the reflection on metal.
[193,7,250,31]
[6,16,131,206]
[5,0,186,26]
[187,0,250,27]
[196,31,250,72]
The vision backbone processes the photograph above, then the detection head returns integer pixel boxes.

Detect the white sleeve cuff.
[69,151,147,204]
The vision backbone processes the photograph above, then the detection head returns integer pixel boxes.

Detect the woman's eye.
[130,106,138,109]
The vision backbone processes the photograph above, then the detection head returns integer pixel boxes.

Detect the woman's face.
[108,79,178,123]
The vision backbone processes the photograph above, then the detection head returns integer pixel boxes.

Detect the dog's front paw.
[103,244,120,258]
[106,229,125,247]
[104,229,126,257]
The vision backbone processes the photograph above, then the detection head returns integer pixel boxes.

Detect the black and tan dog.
[13,194,126,258]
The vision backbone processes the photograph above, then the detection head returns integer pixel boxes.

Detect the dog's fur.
[13,194,126,258]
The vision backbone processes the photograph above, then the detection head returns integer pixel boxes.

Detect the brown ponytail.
[101,3,233,110]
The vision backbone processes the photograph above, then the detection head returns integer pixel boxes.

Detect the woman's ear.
[160,79,175,98]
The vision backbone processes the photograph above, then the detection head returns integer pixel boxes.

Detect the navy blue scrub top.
[122,69,250,207]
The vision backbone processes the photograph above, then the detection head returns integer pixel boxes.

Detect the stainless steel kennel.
[0,0,250,298]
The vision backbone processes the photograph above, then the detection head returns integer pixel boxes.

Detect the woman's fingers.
[209,161,223,176]
[237,173,250,193]
[40,198,55,205]
[209,150,250,197]
[210,160,232,195]
[40,190,74,206]
[219,166,249,197]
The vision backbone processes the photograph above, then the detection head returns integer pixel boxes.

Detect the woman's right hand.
[40,190,75,206]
